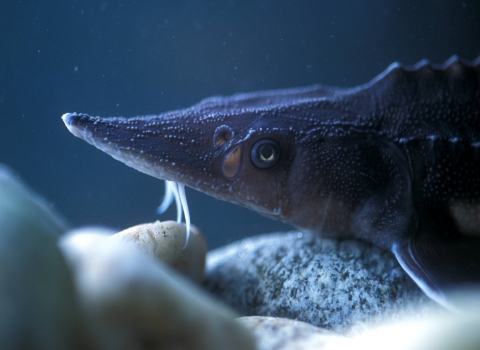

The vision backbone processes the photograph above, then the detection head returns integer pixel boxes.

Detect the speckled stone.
[205,231,437,333]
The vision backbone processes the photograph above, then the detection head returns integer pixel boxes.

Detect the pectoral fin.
[393,234,480,310]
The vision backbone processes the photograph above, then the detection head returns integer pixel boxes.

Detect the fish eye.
[250,139,281,169]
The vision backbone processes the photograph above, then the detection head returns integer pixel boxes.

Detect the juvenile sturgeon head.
[61,99,302,222]
[61,84,368,239]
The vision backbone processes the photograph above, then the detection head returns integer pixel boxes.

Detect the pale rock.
[0,164,68,238]
[112,220,207,282]
[238,316,348,350]
[205,231,437,333]
[329,301,480,350]
[0,165,99,350]
[59,228,257,350]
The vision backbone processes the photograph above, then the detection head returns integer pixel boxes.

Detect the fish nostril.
[214,125,234,148]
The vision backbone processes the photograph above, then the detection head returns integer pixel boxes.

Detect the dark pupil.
[260,145,274,161]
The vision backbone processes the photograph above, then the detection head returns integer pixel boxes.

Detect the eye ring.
[251,139,281,169]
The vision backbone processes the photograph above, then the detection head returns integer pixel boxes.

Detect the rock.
[342,303,480,350]
[112,220,207,282]
[238,316,348,350]
[205,231,437,333]
[0,165,68,238]
[0,165,99,350]
[59,228,257,350]
[240,308,480,350]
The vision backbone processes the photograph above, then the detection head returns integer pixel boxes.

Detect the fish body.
[63,56,480,308]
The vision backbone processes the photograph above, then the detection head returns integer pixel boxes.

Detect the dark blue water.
[1,1,479,248]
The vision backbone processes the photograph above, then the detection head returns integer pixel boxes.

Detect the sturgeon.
[62,56,480,309]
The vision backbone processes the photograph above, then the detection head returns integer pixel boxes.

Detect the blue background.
[1,1,479,248]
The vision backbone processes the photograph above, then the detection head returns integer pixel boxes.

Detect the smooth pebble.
[113,220,207,282]
[239,316,348,350]
[0,165,99,350]
[59,228,256,350]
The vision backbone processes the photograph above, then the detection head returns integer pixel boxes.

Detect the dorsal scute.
[368,55,479,90]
